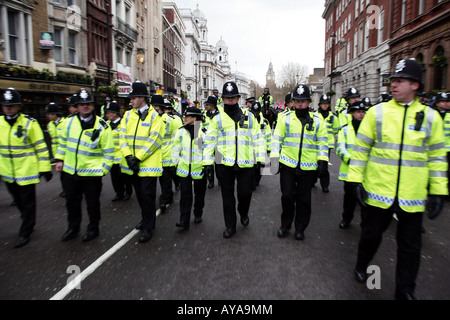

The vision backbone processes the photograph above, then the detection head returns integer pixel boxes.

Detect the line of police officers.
[1,58,449,300]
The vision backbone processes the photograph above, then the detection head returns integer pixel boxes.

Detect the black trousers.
[253,165,262,187]
[131,175,157,231]
[6,182,36,238]
[215,164,254,230]
[179,175,207,225]
[317,148,330,190]
[110,164,132,197]
[341,181,357,223]
[355,204,423,296]
[279,165,315,232]
[158,166,176,206]
[63,173,102,232]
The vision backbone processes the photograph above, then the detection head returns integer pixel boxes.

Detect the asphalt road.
[1,151,449,301]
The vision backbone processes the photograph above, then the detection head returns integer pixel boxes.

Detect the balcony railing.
[115,17,138,42]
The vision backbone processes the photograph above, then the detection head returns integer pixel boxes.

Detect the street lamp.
[194,61,198,102]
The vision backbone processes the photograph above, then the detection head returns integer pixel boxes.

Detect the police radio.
[16,125,23,138]
[414,111,425,131]
[239,115,248,129]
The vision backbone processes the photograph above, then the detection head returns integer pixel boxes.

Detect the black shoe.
[135,221,143,230]
[395,292,417,300]
[14,236,30,248]
[123,194,131,201]
[61,229,79,242]
[194,216,202,224]
[294,230,305,240]
[223,228,236,239]
[339,219,351,229]
[176,222,189,230]
[322,187,329,193]
[112,195,124,202]
[139,230,152,243]
[354,268,367,283]
[82,230,99,242]
[277,228,288,238]
[240,215,249,226]
[208,181,214,189]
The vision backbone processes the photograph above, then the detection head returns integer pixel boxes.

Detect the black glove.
[40,171,53,182]
[352,182,368,207]
[317,160,328,179]
[126,156,140,174]
[203,165,214,179]
[426,195,443,220]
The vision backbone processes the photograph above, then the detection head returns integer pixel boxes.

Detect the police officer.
[377,93,392,104]
[203,95,219,188]
[203,81,265,238]
[172,107,208,229]
[120,81,165,243]
[258,88,274,110]
[55,89,114,242]
[435,92,450,195]
[105,101,132,202]
[362,97,372,109]
[245,97,256,109]
[67,94,79,116]
[335,91,347,114]
[212,89,223,106]
[348,58,448,300]
[0,88,52,248]
[100,97,111,119]
[151,94,183,214]
[315,94,339,193]
[338,87,361,130]
[284,93,294,111]
[270,84,328,240]
[336,101,368,229]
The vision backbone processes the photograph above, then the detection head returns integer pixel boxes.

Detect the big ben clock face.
[268,76,271,80]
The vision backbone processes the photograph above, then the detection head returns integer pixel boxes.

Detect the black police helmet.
[0,88,22,106]
[319,94,331,105]
[184,107,203,119]
[348,101,368,113]
[435,92,450,103]
[68,94,78,106]
[222,81,240,98]
[377,93,392,103]
[105,101,121,114]
[150,95,168,107]
[345,87,361,100]
[245,97,256,103]
[205,95,218,107]
[291,84,311,101]
[46,102,62,115]
[212,89,219,94]
[75,88,94,104]
[129,81,148,98]
[285,93,292,104]
[251,101,262,112]
[362,97,372,107]
[390,58,422,85]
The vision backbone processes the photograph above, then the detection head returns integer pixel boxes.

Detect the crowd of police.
[1,58,449,300]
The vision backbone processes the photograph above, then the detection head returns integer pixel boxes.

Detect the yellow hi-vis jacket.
[336,121,357,181]
[172,122,206,179]
[47,117,65,158]
[161,112,183,167]
[56,115,114,176]
[443,112,450,152]
[335,97,347,114]
[0,113,51,185]
[315,110,339,149]
[347,99,448,212]
[119,106,164,176]
[203,108,265,167]
[270,111,329,170]
[108,118,123,164]
[254,114,272,153]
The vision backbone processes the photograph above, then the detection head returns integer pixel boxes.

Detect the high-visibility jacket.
[0,113,51,185]
[258,94,274,109]
[335,97,347,113]
[270,111,328,170]
[338,106,351,130]
[202,109,219,131]
[203,108,265,167]
[172,123,206,179]
[347,99,448,212]
[336,122,357,181]
[254,114,272,153]
[108,118,123,164]
[119,106,165,176]
[443,112,450,152]
[315,110,339,149]
[56,115,114,176]
[161,112,183,167]
[47,117,65,157]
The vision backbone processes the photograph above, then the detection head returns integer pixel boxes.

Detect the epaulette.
[99,118,109,129]
[24,114,36,121]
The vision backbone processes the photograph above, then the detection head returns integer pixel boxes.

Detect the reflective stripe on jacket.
[172,123,205,179]
[336,123,356,181]
[48,117,65,157]
[315,111,339,149]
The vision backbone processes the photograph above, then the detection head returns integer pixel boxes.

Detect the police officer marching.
[434,92,450,195]
[119,81,165,243]
[55,88,114,242]
[338,87,361,130]
[270,84,328,240]
[348,58,448,300]
[105,100,133,202]
[202,95,219,189]
[203,81,265,238]
[212,89,223,106]
[0,88,53,248]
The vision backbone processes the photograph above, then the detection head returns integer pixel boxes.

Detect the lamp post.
[330,33,336,93]
[194,61,198,103]
[105,0,111,86]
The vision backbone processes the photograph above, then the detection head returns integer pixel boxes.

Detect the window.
[355,0,359,18]
[68,31,77,64]
[401,0,407,25]
[116,47,122,64]
[364,21,369,51]
[54,28,63,63]
[418,0,425,15]
[347,41,351,62]
[360,0,364,13]
[378,11,384,45]
[7,10,19,61]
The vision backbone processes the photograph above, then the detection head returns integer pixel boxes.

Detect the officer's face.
[105,111,118,121]
[2,104,20,117]
[348,97,360,105]
[205,104,214,111]
[390,78,419,103]
[130,96,146,109]
[68,106,78,115]
[46,113,57,121]
[293,99,310,110]
[77,103,94,117]
[351,110,366,121]
[184,115,196,125]
[223,96,239,105]
[287,101,294,108]
[319,103,330,110]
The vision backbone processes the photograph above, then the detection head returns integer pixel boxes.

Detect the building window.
[54,28,63,63]
[68,31,77,64]
[418,0,425,15]
[401,0,407,25]
[364,21,369,51]
[378,11,384,45]
[7,10,19,61]
[355,0,359,18]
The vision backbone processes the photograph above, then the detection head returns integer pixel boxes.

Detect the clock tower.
[266,62,275,88]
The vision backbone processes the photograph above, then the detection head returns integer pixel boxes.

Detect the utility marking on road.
[50,208,165,300]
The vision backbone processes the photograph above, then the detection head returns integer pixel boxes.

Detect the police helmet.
[105,101,121,114]
[251,101,262,112]
[0,88,22,106]
[362,97,372,107]
[46,102,63,115]
[129,81,149,98]
[291,84,311,101]
[222,81,240,98]
[435,92,450,103]
[68,94,78,106]
[377,93,392,103]
[150,94,169,107]
[348,101,368,113]
[285,93,292,104]
[205,95,218,107]
[245,97,256,104]
[345,87,361,100]
[74,88,94,104]
[184,106,203,119]
[212,89,219,94]
[390,58,422,85]
[319,94,331,105]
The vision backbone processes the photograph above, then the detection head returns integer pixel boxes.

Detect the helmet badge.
[297,85,304,95]
[395,59,406,73]
[80,90,88,99]
[226,83,233,92]
[4,90,13,101]
[351,87,357,94]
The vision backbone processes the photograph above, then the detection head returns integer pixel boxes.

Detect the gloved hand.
[202,165,214,179]
[317,160,328,179]
[40,171,53,182]
[126,156,140,174]
[352,182,368,207]
[426,195,443,220]
[270,157,279,175]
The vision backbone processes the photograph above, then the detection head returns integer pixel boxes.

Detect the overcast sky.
[173,0,326,85]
